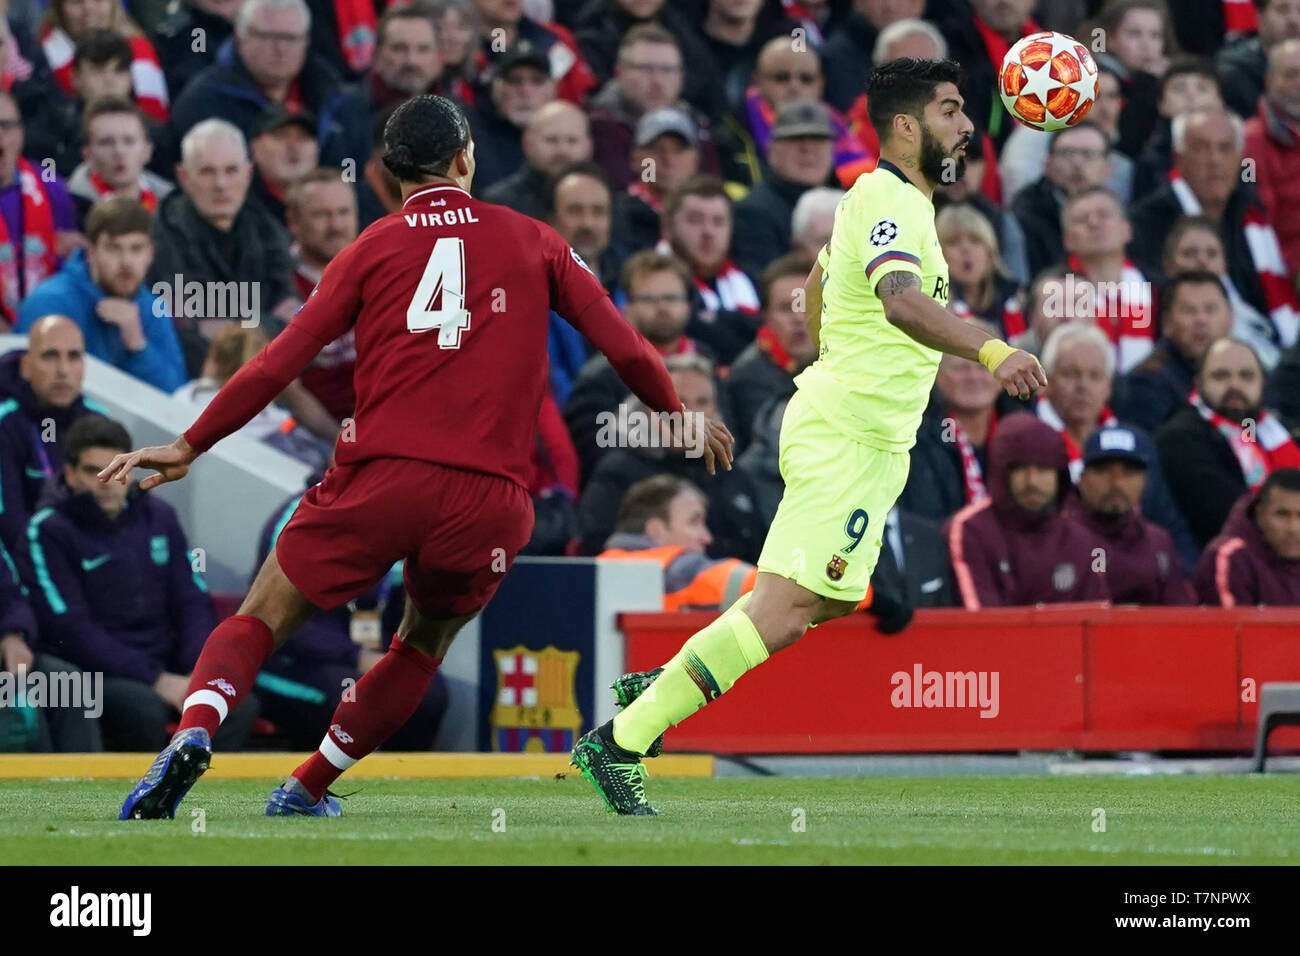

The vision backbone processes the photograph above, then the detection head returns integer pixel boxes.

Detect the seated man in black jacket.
[1158,336,1300,548]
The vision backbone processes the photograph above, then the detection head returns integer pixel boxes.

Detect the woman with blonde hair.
[936,203,1025,341]
[41,0,168,121]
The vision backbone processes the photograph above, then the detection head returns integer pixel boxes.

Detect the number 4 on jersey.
[407,237,472,348]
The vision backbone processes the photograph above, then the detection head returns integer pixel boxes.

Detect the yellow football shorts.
[756,388,912,602]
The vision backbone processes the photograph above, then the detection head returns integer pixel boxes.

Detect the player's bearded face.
[919,121,967,184]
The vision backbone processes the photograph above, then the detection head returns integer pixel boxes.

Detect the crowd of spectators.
[1,0,1300,750]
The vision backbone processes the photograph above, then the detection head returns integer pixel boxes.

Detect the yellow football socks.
[612,598,770,755]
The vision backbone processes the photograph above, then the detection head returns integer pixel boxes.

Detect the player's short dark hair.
[1158,55,1222,102]
[619,249,692,299]
[614,474,703,534]
[80,95,148,142]
[382,94,471,183]
[73,29,134,71]
[85,196,152,244]
[759,253,813,310]
[377,1,439,49]
[663,174,729,223]
[865,57,965,141]
[543,160,610,218]
[1255,468,1300,513]
[65,415,132,467]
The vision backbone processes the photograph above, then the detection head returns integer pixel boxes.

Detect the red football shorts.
[275,458,534,619]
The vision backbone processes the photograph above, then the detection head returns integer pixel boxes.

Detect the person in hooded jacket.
[23,415,258,751]
[0,317,107,559]
[1195,468,1300,606]
[945,413,1110,609]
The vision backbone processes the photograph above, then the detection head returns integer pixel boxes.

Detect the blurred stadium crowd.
[0,0,1298,751]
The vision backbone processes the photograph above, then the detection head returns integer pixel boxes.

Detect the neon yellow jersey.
[795,159,950,452]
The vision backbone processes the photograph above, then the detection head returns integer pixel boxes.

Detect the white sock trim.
[182,689,229,723]
[320,733,357,770]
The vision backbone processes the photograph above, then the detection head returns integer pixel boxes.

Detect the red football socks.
[177,614,275,737]
[291,638,442,801]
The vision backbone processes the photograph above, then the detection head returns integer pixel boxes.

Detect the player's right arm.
[876,271,1047,399]
[98,241,365,489]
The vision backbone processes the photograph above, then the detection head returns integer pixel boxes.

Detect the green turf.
[1,774,1296,864]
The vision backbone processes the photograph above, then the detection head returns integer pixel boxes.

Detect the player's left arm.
[877,274,1046,400]
[97,243,365,489]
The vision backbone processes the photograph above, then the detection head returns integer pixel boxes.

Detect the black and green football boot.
[611,668,664,757]
[570,721,658,816]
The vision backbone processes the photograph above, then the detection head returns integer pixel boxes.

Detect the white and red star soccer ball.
[998,31,1099,132]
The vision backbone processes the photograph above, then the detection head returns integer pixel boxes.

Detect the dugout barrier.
[619,605,1300,754]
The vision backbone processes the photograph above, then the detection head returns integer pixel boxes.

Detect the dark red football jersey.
[185,183,680,488]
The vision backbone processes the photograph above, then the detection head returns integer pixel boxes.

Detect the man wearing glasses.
[1011,122,1112,279]
[165,0,363,172]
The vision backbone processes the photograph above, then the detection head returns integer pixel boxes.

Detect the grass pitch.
[2,773,1297,864]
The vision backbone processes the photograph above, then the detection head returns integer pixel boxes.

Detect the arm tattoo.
[876,271,922,299]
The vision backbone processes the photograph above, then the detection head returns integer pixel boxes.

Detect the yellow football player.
[572,57,1047,816]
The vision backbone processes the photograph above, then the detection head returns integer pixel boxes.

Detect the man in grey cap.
[1067,425,1192,605]
[613,105,701,251]
[732,98,835,276]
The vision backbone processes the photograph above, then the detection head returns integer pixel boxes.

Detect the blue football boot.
[119,727,212,820]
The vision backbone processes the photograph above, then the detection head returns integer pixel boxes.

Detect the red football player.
[106,95,735,819]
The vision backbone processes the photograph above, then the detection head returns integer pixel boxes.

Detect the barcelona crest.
[490,645,583,752]
[826,555,847,581]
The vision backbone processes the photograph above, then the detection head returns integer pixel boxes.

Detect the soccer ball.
[998,31,1099,132]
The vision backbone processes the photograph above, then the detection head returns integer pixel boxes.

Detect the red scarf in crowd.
[1169,169,1300,347]
[755,325,798,373]
[1222,0,1258,37]
[695,264,759,316]
[1065,254,1156,373]
[627,181,663,214]
[1190,391,1300,491]
[41,26,169,122]
[1035,395,1118,481]
[333,0,377,75]
[87,169,157,212]
[0,159,58,321]
[973,14,1042,74]
[950,411,995,504]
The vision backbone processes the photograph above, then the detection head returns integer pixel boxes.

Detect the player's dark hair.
[1254,468,1300,515]
[1158,55,1222,103]
[615,474,703,534]
[85,196,152,243]
[80,95,147,142]
[542,160,609,219]
[65,415,132,467]
[865,57,965,141]
[73,29,134,71]
[759,253,814,310]
[382,94,471,183]
[663,174,729,223]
